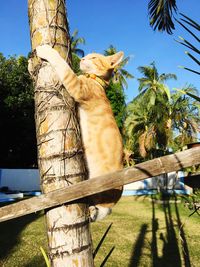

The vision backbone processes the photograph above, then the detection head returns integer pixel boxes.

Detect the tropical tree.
[70,29,85,57]
[106,81,127,132]
[125,82,200,163]
[125,63,176,161]
[104,45,134,89]
[137,62,177,102]
[125,92,171,162]
[103,45,133,132]
[0,54,37,167]
[71,30,86,74]
[170,86,200,151]
[28,0,93,266]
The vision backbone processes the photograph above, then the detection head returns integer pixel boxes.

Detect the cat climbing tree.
[0,1,199,267]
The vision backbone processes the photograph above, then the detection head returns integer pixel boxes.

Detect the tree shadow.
[174,194,191,267]
[0,210,42,260]
[128,224,148,267]
[158,196,181,267]
[24,255,46,267]
[129,194,191,267]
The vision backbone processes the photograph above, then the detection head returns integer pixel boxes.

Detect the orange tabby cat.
[36,45,124,221]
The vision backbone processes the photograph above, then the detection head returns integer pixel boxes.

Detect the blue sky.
[0,0,199,102]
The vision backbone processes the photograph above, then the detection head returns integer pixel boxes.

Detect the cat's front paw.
[36,44,55,61]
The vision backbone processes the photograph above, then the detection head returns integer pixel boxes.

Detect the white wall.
[124,172,185,191]
[0,169,187,193]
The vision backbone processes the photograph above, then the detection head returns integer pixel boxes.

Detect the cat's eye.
[91,57,96,59]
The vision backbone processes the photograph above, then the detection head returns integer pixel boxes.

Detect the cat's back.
[78,77,123,178]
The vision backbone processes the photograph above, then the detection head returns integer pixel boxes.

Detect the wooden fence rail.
[0,147,200,223]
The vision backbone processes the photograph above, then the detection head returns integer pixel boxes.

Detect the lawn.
[0,196,199,267]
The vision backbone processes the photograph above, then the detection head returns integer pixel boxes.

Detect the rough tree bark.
[28,0,94,266]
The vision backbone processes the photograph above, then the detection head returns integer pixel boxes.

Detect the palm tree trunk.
[28,0,94,266]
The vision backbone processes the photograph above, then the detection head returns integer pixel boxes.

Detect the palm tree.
[104,45,133,134]
[125,94,171,161]
[170,86,200,151]
[125,63,177,160]
[137,62,177,102]
[125,83,200,161]
[70,30,86,74]
[70,29,85,57]
[28,0,93,266]
[104,45,134,89]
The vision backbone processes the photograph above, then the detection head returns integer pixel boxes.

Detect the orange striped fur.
[36,45,124,221]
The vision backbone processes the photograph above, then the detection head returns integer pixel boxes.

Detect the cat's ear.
[108,52,124,68]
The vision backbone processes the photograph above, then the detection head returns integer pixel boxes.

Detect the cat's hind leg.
[89,205,112,222]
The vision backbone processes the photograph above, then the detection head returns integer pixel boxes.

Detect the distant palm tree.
[70,29,85,57]
[70,30,85,74]
[137,62,176,105]
[170,86,200,151]
[104,45,134,89]
[125,63,176,160]
[125,94,171,160]
[125,83,200,161]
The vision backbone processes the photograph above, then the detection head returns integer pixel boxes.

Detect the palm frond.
[176,14,200,76]
[119,56,130,66]
[148,0,177,34]
[178,66,200,75]
[120,69,134,79]
[179,13,200,31]
[174,87,200,102]
[175,19,200,42]
[138,65,155,80]
[104,45,117,56]
[185,51,200,65]
[70,30,85,56]
[159,84,171,100]
[176,37,200,54]
[159,73,177,82]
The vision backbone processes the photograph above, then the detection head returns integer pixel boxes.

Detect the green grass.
[0,196,199,266]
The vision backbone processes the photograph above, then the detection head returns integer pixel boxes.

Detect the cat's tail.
[89,205,112,222]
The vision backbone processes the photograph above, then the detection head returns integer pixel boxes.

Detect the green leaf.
[162,85,171,100]
[180,13,200,31]
[185,51,200,65]
[174,88,200,102]
[40,247,51,267]
[178,66,200,75]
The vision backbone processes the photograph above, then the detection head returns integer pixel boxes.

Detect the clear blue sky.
[0,0,199,102]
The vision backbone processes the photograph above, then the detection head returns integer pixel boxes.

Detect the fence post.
[28,0,94,266]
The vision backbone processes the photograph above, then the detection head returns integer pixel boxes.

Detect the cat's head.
[80,51,124,81]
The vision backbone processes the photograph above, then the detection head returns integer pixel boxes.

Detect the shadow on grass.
[24,255,46,267]
[0,210,42,260]
[129,194,191,267]
[157,196,181,267]
[128,224,148,267]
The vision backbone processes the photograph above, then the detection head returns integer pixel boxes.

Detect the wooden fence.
[0,146,200,223]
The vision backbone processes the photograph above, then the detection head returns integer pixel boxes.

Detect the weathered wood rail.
[0,147,200,223]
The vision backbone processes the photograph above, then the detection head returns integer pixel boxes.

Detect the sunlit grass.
[0,196,199,266]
